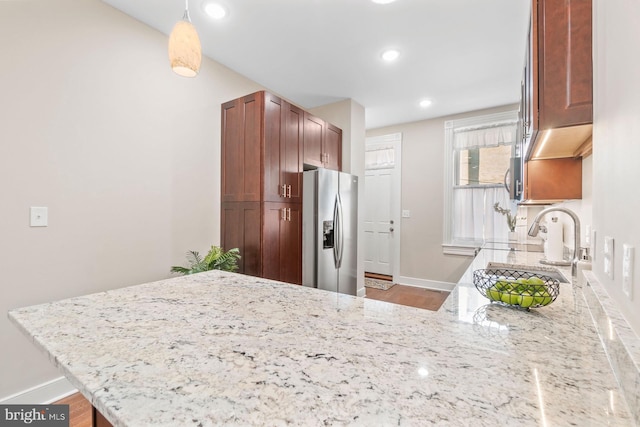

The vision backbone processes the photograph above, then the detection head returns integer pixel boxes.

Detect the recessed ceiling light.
[203,2,227,19]
[419,99,433,108]
[372,0,397,4]
[381,49,400,62]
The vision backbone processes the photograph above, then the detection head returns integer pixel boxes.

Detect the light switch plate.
[604,236,614,280]
[402,210,411,218]
[623,244,634,300]
[30,207,48,227]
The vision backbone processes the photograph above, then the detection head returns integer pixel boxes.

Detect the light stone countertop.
[8,248,633,426]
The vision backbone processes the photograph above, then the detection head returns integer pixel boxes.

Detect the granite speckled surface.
[582,271,640,425]
[8,248,634,426]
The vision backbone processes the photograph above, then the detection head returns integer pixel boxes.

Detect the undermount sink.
[485,262,569,283]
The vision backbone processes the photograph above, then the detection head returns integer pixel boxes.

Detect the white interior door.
[364,169,393,275]
[363,134,401,279]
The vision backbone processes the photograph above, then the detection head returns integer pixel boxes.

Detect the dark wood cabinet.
[220,91,328,284]
[263,93,304,203]
[537,0,592,130]
[223,92,303,205]
[94,408,113,427]
[524,157,582,201]
[262,203,302,284]
[221,202,261,276]
[517,0,591,202]
[523,0,593,160]
[324,123,342,171]
[281,100,304,202]
[303,112,324,168]
[303,112,342,171]
[221,93,262,202]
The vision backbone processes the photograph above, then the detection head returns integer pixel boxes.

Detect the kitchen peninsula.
[9,250,634,426]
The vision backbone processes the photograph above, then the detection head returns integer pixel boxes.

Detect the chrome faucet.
[528,207,581,282]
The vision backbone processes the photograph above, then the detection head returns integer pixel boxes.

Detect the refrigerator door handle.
[332,195,339,267]
[336,194,344,269]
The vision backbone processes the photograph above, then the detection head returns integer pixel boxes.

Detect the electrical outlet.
[623,245,634,300]
[30,207,48,227]
[585,225,592,247]
[604,236,614,280]
[592,229,597,262]
[402,210,411,218]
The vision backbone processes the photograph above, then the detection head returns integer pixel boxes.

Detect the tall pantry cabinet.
[221,91,341,284]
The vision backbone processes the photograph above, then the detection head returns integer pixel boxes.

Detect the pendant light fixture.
[168,0,202,77]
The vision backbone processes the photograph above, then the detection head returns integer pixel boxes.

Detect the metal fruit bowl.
[473,268,560,309]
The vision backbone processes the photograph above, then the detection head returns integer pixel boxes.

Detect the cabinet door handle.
[281,208,286,221]
[281,184,287,197]
[326,153,329,164]
[287,208,291,221]
[287,185,291,198]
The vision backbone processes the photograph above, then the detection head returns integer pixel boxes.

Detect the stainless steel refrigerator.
[302,169,358,295]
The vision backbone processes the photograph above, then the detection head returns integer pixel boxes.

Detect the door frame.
[364,133,402,283]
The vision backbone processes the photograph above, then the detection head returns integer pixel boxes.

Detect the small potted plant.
[171,246,241,275]
[493,202,517,240]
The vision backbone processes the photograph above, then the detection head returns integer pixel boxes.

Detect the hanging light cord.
[183,0,191,22]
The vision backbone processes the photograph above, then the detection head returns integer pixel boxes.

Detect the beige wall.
[366,104,518,284]
[592,0,640,335]
[0,0,263,398]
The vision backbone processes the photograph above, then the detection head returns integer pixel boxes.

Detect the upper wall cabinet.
[522,0,593,160]
[303,112,342,171]
[221,93,262,202]
[263,93,304,203]
[221,91,305,204]
[324,123,342,171]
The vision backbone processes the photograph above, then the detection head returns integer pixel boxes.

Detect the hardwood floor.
[365,283,450,311]
[54,393,93,427]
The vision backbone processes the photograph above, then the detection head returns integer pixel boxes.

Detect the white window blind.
[453,120,518,149]
[365,147,395,169]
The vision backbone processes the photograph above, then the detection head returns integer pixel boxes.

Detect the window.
[443,111,518,250]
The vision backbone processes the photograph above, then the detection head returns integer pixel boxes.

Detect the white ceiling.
[101,0,530,129]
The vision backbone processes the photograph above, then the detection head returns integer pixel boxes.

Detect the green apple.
[533,289,553,306]
[539,295,553,306]
[486,286,502,301]
[527,276,545,285]
[495,280,513,292]
[527,284,543,295]
[500,291,520,305]
[518,291,536,308]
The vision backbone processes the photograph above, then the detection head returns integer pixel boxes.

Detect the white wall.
[366,104,518,285]
[0,0,263,399]
[592,0,640,336]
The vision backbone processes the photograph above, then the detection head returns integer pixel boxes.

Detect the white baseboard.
[0,377,76,405]
[397,276,456,292]
[357,286,366,297]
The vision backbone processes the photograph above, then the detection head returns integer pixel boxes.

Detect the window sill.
[441,244,480,257]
